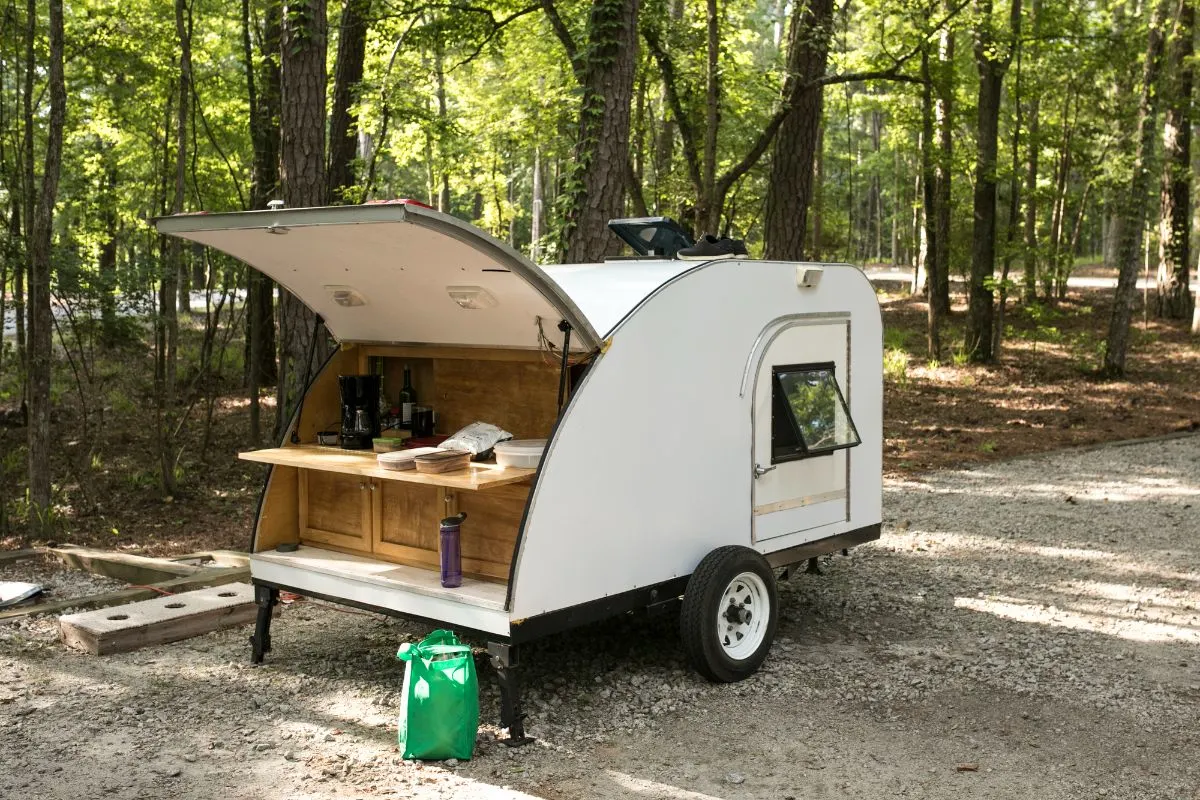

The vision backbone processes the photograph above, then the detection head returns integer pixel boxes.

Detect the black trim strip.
[511,522,882,643]
[763,523,881,568]
[509,576,691,644]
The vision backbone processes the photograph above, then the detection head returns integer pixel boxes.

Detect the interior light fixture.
[326,285,367,307]
[446,285,498,310]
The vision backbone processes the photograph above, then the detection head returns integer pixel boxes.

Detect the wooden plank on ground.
[0,548,46,564]
[59,583,261,655]
[167,550,250,569]
[49,546,200,584]
[0,566,250,621]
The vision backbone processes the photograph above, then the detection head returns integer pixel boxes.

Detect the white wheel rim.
[717,571,770,660]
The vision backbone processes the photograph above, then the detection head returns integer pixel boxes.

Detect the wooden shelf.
[251,546,508,611]
[239,445,534,491]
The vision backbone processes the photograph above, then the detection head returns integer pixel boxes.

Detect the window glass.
[771,364,860,463]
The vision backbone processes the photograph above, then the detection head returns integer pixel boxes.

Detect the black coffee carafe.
[338,374,382,449]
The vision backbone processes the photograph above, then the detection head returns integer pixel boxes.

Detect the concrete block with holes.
[58,582,264,655]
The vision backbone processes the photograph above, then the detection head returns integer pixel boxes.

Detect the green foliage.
[884,347,911,387]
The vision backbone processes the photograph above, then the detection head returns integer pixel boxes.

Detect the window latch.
[754,464,776,478]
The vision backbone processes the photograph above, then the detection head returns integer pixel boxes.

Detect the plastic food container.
[377,447,439,471]
[373,437,406,453]
[493,439,546,469]
[414,449,472,474]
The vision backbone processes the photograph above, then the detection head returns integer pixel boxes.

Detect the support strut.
[488,642,533,747]
[250,584,279,664]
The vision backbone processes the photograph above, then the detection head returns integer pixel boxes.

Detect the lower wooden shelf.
[252,546,508,611]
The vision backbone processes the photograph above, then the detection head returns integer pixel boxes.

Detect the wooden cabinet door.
[299,470,373,552]
[372,480,443,568]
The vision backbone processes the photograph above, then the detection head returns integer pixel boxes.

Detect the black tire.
[679,545,778,682]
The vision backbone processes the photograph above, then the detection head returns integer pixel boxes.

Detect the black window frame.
[770,361,861,464]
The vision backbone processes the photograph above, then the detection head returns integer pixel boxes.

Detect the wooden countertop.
[239,445,535,491]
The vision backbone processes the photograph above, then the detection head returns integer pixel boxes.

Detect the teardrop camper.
[156,201,882,742]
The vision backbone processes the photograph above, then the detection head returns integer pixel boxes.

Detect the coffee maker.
[338,374,382,450]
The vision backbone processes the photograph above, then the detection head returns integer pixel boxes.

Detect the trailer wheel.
[680,546,778,682]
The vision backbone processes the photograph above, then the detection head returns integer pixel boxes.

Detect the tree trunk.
[433,28,451,213]
[244,0,281,443]
[870,109,883,263]
[762,0,835,261]
[27,0,66,536]
[701,0,720,233]
[921,49,941,360]
[156,0,191,497]
[812,123,824,258]
[20,0,35,400]
[98,163,119,339]
[1156,0,1194,320]
[996,45,1022,359]
[965,0,1021,363]
[1021,0,1040,302]
[277,0,331,436]
[933,20,954,315]
[561,0,640,264]
[531,144,543,262]
[1046,93,1074,300]
[1103,0,1173,377]
[327,0,370,203]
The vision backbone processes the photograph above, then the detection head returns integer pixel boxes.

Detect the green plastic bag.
[396,630,479,760]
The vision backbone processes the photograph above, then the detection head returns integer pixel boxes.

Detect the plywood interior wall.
[368,346,561,439]
[253,465,299,552]
[295,346,360,443]
[251,344,551,567]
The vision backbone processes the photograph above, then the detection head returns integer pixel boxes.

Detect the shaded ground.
[2,435,1198,799]
[880,289,1200,476]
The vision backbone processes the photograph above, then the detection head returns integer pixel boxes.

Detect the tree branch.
[714,0,970,197]
[449,4,541,70]
[808,68,926,89]
[541,0,583,82]
[642,27,703,196]
[625,156,649,216]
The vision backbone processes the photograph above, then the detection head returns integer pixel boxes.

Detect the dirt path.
[3,435,1199,799]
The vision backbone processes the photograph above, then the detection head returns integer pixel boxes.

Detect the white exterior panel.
[543,260,697,336]
[156,204,599,350]
[509,261,882,620]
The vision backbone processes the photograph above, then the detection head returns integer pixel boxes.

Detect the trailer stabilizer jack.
[488,642,534,747]
[250,584,279,664]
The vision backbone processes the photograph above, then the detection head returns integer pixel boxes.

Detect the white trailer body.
[157,202,882,737]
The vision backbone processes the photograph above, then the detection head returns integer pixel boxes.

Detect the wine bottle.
[398,364,416,428]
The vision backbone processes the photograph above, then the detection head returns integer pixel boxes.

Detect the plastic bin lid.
[493,439,547,454]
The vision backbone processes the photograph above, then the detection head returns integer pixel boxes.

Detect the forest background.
[0,0,1197,544]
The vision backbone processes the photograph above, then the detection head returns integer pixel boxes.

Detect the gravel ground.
[2,434,1198,799]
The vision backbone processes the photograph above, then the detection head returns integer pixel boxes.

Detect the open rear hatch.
[155,202,599,351]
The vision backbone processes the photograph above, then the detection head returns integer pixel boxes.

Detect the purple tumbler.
[439,512,467,588]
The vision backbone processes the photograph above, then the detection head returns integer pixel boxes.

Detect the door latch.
[754,464,776,478]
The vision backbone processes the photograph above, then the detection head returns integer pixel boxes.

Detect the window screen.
[771,362,861,463]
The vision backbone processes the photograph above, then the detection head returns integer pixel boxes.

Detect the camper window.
[770,362,860,463]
